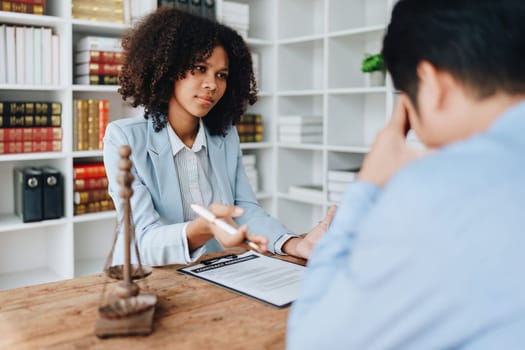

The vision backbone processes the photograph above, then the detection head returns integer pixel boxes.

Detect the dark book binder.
[41,166,64,219]
[201,0,215,20]
[14,167,43,222]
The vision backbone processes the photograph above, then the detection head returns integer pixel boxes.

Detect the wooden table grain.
[0,249,305,350]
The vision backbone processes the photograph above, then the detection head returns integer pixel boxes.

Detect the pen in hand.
[190,204,261,251]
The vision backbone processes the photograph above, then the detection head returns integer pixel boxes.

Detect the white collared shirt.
[167,119,294,260]
[167,119,221,261]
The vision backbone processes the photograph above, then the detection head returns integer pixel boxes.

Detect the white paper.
[180,251,305,307]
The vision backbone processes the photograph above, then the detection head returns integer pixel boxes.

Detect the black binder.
[201,0,215,20]
[41,166,64,220]
[14,167,43,222]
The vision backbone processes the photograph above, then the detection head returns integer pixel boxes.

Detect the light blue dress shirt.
[287,101,525,349]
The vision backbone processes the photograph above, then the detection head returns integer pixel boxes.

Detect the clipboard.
[178,251,305,308]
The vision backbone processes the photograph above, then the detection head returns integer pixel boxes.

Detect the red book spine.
[9,0,45,5]
[73,163,106,179]
[74,177,109,191]
[1,1,44,15]
[0,127,62,142]
[0,140,61,154]
[86,63,122,76]
[90,51,124,64]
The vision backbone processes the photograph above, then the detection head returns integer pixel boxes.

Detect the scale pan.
[105,264,153,280]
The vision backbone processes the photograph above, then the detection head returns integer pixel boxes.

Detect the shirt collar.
[167,119,207,156]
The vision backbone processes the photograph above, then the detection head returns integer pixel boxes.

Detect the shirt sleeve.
[181,222,206,263]
[287,180,381,349]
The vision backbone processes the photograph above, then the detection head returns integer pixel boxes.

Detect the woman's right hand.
[186,204,268,252]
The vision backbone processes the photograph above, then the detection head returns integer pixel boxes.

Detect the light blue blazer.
[103,116,291,266]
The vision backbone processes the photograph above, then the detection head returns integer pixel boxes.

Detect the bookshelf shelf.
[0,84,66,91]
[0,11,65,26]
[72,210,116,223]
[71,19,130,35]
[277,192,327,206]
[0,152,67,162]
[328,25,386,38]
[277,143,324,151]
[72,150,104,158]
[0,213,67,233]
[240,142,272,150]
[72,85,119,92]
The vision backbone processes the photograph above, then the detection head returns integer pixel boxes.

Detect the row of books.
[242,153,258,193]
[0,25,60,85]
[73,99,109,151]
[73,0,157,24]
[74,36,122,85]
[327,168,359,203]
[73,162,114,215]
[0,101,62,154]
[236,113,263,143]
[72,0,125,23]
[158,0,216,21]
[287,168,360,203]
[1,0,45,15]
[278,115,323,144]
[219,1,249,38]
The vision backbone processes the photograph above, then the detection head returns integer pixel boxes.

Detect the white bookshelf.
[0,0,395,290]
[272,0,395,234]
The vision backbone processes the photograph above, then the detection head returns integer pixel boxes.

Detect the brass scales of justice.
[95,145,157,337]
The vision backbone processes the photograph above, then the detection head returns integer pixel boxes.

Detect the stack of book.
[0,25,60,85]
[327,167,359,203]
[242,153,258,193]
[72,0,125,23]
[278,115,323,144]
[0,0,45,15]
[157,0,216,20]
[73,99,109,151]
[288,184,324,201]
[73,162,114,215]
[236,113,263,143]
[0,101,62,154]
[74,36,122,85]
[219,1,249,38]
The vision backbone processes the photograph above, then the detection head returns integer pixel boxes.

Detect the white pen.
[190,204,261,251]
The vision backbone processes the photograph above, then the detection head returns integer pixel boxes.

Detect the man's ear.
[416,61,443,111]
[417,60,459,113]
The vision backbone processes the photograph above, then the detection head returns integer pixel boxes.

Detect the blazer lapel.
[206,128,234,205]
[146,120,184,222]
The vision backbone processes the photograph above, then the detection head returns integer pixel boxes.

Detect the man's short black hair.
[382,0,525,107]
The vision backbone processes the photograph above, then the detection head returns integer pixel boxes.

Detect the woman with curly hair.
[103,7,335,266]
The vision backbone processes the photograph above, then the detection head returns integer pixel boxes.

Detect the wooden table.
[0,248,305,350]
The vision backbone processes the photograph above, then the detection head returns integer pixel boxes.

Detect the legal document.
[178,251,305,308]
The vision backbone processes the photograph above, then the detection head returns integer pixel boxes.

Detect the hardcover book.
[73,163,106,179]
[0,140,61,154]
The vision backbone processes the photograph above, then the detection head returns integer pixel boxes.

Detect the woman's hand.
[283,205,337,259]
[186,203,268,252]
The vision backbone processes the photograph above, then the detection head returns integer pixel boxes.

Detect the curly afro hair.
[118,7,258,135]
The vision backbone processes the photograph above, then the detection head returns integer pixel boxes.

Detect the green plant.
[361,53,385,73]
